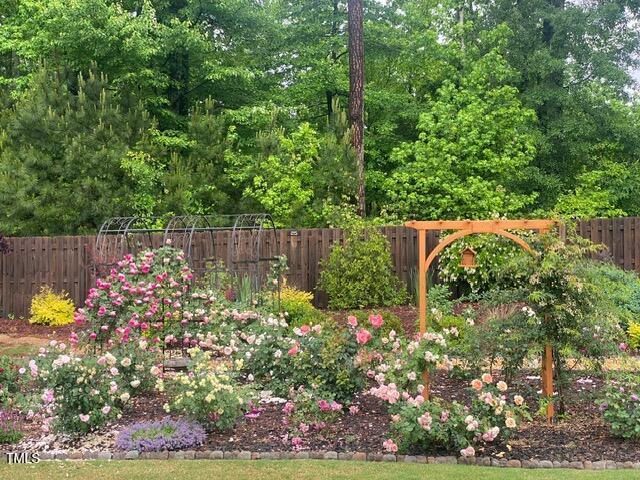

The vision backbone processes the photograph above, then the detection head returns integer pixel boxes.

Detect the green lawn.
[0,460,636,480]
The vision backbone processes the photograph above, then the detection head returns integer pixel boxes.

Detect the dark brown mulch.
[0,317,73,340]
[206,392,389,453]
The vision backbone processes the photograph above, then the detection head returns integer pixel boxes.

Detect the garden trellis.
[93,213,281,301]
[405,219,557,423]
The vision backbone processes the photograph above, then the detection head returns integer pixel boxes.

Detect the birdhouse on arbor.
[460,247,477,269]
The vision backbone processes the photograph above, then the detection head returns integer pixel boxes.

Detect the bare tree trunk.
[348,0,365,217]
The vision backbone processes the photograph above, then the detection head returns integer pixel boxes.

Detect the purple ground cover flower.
[115,418,206,452]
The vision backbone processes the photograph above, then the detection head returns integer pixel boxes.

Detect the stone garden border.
[2,449,640,470]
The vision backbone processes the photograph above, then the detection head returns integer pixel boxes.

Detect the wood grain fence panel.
[3,219,640,317]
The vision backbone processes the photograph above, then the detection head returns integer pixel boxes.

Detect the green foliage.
[0,356,20,406]
[319,228,407,309]
[484,232,626,409]
[1,0,640,229]
[382,43,537,220]
[229,109,356,227]
[597,373,640,440]
[439,232,534,294]
[580,262,640,330]
[425,284,455,317]
[0,66,151,235]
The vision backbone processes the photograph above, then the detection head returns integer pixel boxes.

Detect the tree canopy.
[0,0,639,234]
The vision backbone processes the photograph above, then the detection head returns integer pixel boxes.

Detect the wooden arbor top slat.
[405,219,556,232]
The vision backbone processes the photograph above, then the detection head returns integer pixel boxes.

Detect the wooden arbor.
[405,219,557,422]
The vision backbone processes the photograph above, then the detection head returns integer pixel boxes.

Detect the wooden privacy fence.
[0,218,638,318]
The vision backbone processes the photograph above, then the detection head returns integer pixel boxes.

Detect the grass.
[0,460,636,480]
[0,342,39,358]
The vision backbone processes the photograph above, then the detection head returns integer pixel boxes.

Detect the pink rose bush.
[238,315,363,402]
[371,371,528,455]
[281,388,346,443]
[20,340,157,434]
[76,246,196,348]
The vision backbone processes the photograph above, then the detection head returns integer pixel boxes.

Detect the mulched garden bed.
[12,369,640,463]
[0,317,73,340]
[4,315,640,464]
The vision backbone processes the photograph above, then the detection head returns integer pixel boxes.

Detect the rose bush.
[374,374,528,455]
[238,316,363,403]
[597,373,640,439]
[159,348,253,431]
[75,246,194,348]
[20,339,158,435]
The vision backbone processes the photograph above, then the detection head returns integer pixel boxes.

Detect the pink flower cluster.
[369,383,400,404]
[382,438,398,453]
[318,399,343,412]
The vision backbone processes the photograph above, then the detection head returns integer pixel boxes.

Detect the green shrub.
[0,356,21,406]
[280,286,327,327]
[319,228,407,309]
[439,233,533,294]
[426,284,455,316]
[582,262,640,330]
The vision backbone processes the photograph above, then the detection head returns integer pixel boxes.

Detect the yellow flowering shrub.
[628,321,640,349]
[29,286,75,326]
[280,285,326,327]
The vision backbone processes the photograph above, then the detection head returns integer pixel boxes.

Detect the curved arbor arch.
[405,219,557,422]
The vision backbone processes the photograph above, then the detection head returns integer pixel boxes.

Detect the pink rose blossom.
[369,314,383,329]
[382,439,398,453]
[356,328,372,345]
[460,446,475,457]
[288,343,300,356]
[347,315,358,327]
[282,402,294,415]
[299,325,311,336]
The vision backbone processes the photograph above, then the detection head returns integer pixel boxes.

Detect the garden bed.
[9,356,640,464]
